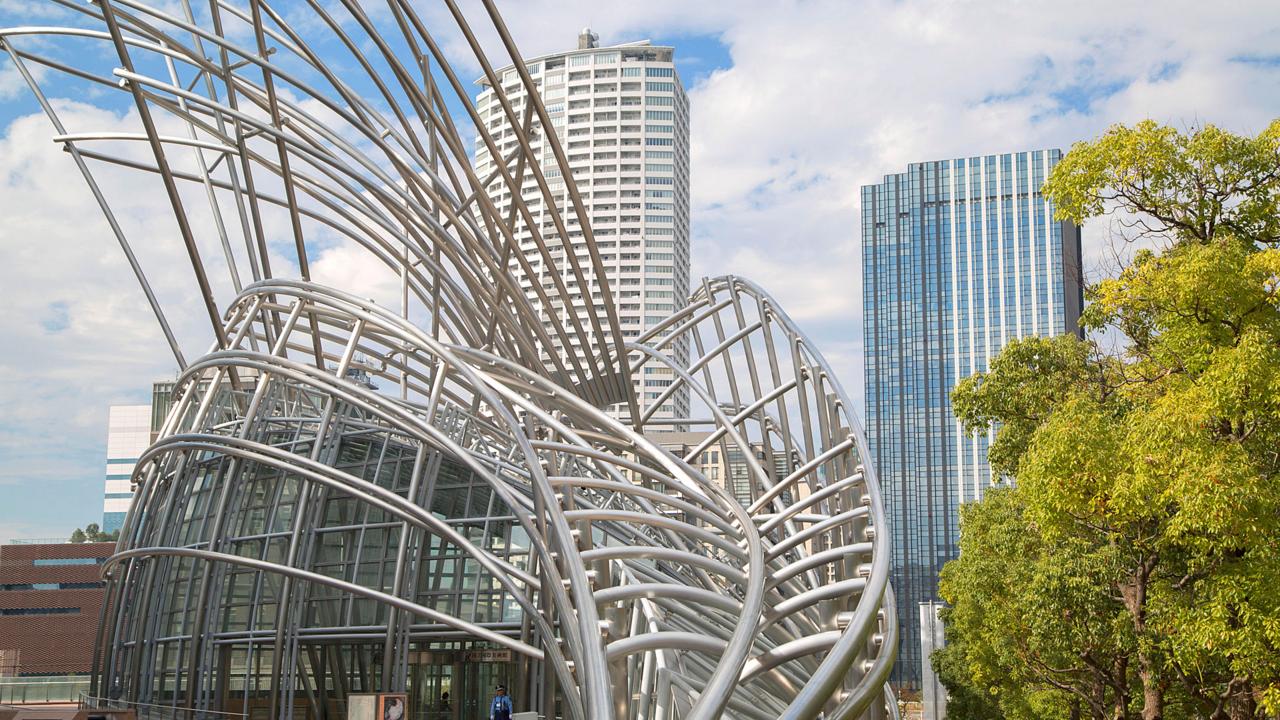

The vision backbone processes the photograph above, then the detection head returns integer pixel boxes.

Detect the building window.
[646,67,674,78]
[1,582,106,591]
[0,607,82,616]
[32,558,105,566]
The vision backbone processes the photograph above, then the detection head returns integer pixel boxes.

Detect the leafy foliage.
[69,522,119,543]
[1046,119,1280,244]
[936,120,1280,720]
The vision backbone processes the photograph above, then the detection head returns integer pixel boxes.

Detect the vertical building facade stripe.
[950,161,964,507]
[1012,153,1023,341]
[1029,152,1039,337]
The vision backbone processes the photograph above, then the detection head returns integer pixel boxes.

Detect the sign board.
[347,694,376,720]
[461,648,513,663]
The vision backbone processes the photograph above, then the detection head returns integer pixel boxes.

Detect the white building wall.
[103,404,151,532]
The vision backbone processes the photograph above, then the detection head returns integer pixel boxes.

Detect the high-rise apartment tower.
[474,29,691,423]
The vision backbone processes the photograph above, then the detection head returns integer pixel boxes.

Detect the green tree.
[938,120,1280,720]
[68,523,120,543]
[937,487,1134,720]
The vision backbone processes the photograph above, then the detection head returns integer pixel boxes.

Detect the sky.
[1,0,1278,543]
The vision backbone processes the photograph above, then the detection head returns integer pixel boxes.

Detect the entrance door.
[455,661,514,712]
[409,657,454,720]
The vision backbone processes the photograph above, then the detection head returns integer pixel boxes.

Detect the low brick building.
[0,542,112,677]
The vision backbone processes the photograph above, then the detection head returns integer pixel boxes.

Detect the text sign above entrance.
[461,649,512,663]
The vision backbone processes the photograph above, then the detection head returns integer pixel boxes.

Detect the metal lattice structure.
[3,1,896,718]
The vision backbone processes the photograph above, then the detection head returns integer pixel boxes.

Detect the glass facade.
[860,150,1083,688]
[101,381,529,720]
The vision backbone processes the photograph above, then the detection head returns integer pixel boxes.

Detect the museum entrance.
[408,647,515,720]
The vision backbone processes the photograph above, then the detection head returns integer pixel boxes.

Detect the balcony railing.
[0,675,90,704]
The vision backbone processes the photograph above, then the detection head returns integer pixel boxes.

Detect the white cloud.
[0,103,191,540]
[0,62,37,101]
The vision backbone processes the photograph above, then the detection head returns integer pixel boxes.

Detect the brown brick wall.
[0,543,113,676]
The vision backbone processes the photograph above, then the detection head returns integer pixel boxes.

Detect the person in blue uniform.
[488,685,512,720]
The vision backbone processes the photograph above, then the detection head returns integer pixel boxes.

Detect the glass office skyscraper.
[861,150,1084,688]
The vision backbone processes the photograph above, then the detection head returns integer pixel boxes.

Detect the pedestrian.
[488,685,512,720]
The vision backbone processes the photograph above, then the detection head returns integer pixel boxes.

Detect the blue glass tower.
[861,150,1084,688]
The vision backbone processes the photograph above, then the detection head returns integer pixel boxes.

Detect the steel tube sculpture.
[5,1,897,717]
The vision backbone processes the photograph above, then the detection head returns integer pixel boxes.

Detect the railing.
[79,695,246,720]
[0,675,90,704]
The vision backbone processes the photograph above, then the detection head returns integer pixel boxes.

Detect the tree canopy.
[70,522,119,543]
[936,119,1280,720]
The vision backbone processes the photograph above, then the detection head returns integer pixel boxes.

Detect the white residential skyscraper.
[474,29,691,424]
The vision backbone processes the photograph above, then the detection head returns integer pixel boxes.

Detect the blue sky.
[1,0,1278,542]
